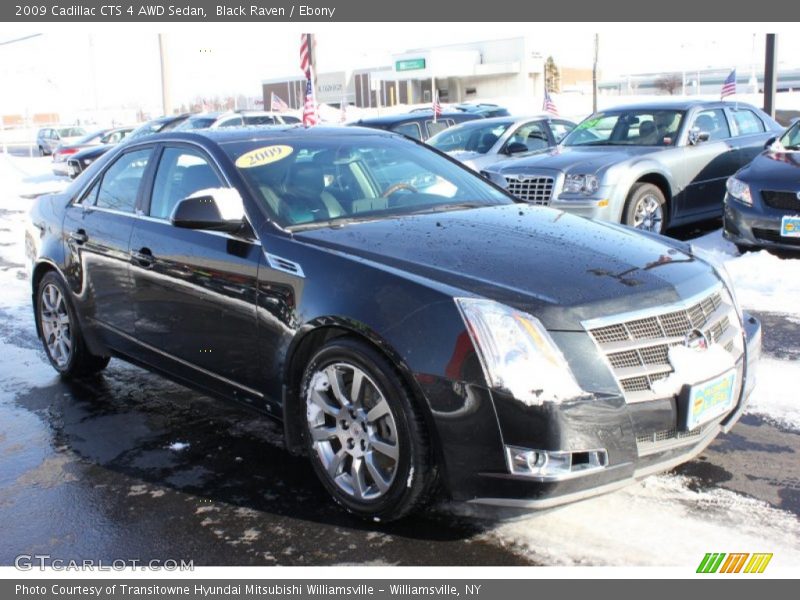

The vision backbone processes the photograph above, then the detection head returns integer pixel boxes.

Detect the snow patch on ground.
[691,230,800,315]
[168,442,190,452]
[746,358,800,430]
[467,474,800,567]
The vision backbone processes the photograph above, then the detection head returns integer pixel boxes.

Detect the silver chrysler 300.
[482,100,782,234]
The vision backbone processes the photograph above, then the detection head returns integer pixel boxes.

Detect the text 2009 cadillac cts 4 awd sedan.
[26,126,761,520]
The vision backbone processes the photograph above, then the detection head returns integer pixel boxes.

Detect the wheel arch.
[281,319,441,466]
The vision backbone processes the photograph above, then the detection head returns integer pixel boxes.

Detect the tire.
[38,146,47,156]
[623,183,667,234]
[300,337,436,521]
[36,271,109,377]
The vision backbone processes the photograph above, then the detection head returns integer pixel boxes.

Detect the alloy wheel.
[305,362,399,501]
[632,194,664,232]
[40,283,72,368]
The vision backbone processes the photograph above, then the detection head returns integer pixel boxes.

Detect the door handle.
[69,230,88,245]
[130,248,154,268]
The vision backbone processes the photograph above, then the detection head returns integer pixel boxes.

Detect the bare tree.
[654,73,682,95]
[545,56,560,93]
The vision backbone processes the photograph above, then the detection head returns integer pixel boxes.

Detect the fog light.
[505,445,608,480]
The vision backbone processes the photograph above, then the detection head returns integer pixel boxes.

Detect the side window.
[79,179,100,206]
[731,110,765,136]
[511,121,549,151]
[218,117,243,128]
[95,149,151,213]
[149,147,225,220]
[550,120,575,143]
[391,122,422,140]
[692,109,731,141]
[426,120,450,138]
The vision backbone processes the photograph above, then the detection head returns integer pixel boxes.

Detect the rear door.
[128,143,264,403]
[62,147,154,344]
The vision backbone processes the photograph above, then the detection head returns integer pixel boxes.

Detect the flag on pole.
[432,92,442,122]
[721,69,737,99]
[302,69,318,127]
[300,33,312,79]
[270,92,288,112]
[543,89,559,116]
[340,96,347,123]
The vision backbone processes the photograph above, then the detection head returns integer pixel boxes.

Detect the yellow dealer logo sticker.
[235,145,293,169]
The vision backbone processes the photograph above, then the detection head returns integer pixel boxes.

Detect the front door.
[128,144,263,403]
[680,108,739,218]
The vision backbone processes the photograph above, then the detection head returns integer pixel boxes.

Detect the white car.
[427,115,577,171]
[174,110,300,130]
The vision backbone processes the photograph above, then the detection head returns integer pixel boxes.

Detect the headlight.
[726,177,752,206]
[690,244,741,317]
[563,174,600,195]
[455,298,586,404]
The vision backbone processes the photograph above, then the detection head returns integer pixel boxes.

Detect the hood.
[448,150,484,162]
[491,145,657,175]
[740,150,800,187]
[294,204,718,330]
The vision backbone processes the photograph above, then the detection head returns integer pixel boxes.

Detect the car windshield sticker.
[577,117,602,130]
[235,145,293,168]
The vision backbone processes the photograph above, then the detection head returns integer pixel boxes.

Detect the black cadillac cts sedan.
[26,126,761,520]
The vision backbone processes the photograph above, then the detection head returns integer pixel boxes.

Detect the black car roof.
[141,124,400,146]
[352,111,477,126]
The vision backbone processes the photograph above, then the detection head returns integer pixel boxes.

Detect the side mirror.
[688,127,710,145]
[504,142,529,155]
[764,136,777,150]
[171,189,245,233]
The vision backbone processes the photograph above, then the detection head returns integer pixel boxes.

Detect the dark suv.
[352,110,481,141]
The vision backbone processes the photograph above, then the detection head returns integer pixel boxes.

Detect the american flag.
[721,68,737,99]
[340,97,347,123]
[270,92,288,112]
[302,76,318,127]
[543,89,559,116]
[432,92,441,121]
[300,33,313,78]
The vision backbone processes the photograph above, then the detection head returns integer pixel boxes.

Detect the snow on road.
[1,153,798,567]
[691,229,800,316]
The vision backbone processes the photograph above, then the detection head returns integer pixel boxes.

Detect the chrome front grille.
[504,175,554,205]
[585,287,743,403]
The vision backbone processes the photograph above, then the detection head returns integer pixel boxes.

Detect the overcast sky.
[1,23,798,115]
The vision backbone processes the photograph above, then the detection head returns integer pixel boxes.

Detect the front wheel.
[301,338,436,521]
[36,271,109,377]
[623,183,667,234]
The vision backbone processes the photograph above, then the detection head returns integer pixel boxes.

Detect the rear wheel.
[301,338,436,521]
[38,146,46,156]
[36,271,109,377]
[623,183,667,234]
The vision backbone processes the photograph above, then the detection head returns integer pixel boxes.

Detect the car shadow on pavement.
[9,361,531,565]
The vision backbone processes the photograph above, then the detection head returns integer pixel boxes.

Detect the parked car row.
[478,100,786,243]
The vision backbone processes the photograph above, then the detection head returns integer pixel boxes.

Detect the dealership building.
[262,37,593,109]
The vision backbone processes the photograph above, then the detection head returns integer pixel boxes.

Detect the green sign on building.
[396,58,426,72]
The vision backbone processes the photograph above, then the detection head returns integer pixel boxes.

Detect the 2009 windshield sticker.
[235,145,293,168]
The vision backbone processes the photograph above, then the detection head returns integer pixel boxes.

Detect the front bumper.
[723,194,800,252]
[466,312,761,508]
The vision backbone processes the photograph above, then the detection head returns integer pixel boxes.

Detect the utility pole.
[158,34,172,115]
[592,34,599,113]
[764,34,777,118]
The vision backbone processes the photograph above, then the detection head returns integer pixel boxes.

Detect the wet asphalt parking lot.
[1,158,799,567]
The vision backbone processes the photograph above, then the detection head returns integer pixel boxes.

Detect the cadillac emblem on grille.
[685,329,709,351]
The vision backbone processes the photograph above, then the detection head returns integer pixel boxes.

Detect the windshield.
[563,109,685,147]
[428,121,513,153]
[223,135,512,229]
[75,130,104,144]
[58,127,87,138]
[778,121,800,150]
